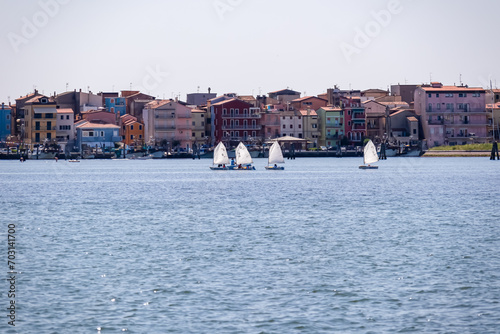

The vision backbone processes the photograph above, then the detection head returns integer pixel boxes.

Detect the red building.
[341,96,366,144]
[210,98,261,145]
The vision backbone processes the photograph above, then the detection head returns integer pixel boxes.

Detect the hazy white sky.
[1,0,499,104]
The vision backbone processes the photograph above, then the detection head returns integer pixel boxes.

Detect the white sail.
[213,142,229,165]
[235,142,253,165]
[268,141,285,165]
[363,140,379,165]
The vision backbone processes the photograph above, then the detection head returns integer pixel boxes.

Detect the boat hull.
[265,166,284,170]
[210,166,228,170]
[359,165,378,169]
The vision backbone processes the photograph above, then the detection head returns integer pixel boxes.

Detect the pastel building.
[191,108,209,145]
[119,114,144,146]
[22,95,58,145]
[56,108,75,152]
[105,97,126,116]
[300,109,320,146]
[75,121,121,151]
[0,103,12,141]
[415,82,488,147]
[317,106,343,147]
[143,99,192,149]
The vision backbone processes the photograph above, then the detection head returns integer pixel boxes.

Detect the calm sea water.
[1,157,500,333]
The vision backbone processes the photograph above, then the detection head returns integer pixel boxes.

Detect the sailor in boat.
[231,158,235,167]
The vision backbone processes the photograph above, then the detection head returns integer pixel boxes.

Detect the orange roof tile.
[420,85,485,92]
[56,108,74,113]
[298,109,318,116]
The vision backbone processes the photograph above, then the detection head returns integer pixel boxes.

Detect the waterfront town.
[1,82,499,158]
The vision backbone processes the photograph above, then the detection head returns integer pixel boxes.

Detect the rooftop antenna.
[197,86,200,93]
[8,96,10,104]
[66,82,69,91]
[87,86,90,93]
[459,73,462,86]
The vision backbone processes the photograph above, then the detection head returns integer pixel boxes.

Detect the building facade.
[143,99,193,149]
[210,98,260,145]
[0,103,12,141]
[23,96,58,146]
[415,82,488,147]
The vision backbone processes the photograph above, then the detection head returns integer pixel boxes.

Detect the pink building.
[414,82,488,147]
[142,99,192,149]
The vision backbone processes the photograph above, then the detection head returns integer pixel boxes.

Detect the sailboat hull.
[265,165,284,170]
[359,165,378,169]
[210,166,228,170]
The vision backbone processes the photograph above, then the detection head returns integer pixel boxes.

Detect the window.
[436,93,439,97]
[428,103,432,111]
[428,93,431,98]
[282,116,285,120]
[100,131,104,137]
[192,132,195,137]
[472,93,480,97]
[139,135,142,139]
[201,121,204,126]
[235,109,239,115]
[47,133,51,140]
[290,124,293,129]
[289,116,293,120]
[459,93,467,98]
[45,113,53,118]
[111,99,115,103]
[312,124,317,128]
[192,121,195,126]
[282,124,285,129]
[436,103,441,110]
[130,135,134,140]
[457,103,464,109]
[34,114,42,119]
[413,129,417,135]
[6,125,10,130]
[111,107,114,113]
[139,125,142,130]
[298,124,301,128]
[446,103,453,110]
[60,115,64,120]
[66,115,69,120]
[223,108,227,115]
[252,131,256,137]
[131,125,134,130]
[298,116,301,120]
[445,93,453,97]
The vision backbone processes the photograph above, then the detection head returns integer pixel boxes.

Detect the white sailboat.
[359,140,379,169]
[265,141,285,170]
[234,142,255,170]
[209,142,229,170]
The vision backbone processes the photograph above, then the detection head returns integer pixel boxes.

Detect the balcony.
[33,126,56,131]
[177,123,192,130]
[352,124,365,130]
[326,123,342,128]
[155,125,175,131]
[222,125,262,130]
[221,113,261,119]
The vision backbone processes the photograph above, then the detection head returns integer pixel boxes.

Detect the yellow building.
[23,96,58,146]
[191,108,209,145]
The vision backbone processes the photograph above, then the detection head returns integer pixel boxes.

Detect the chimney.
[79,88,82,93]
[327,88,333,106]
[208,87,211,94]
